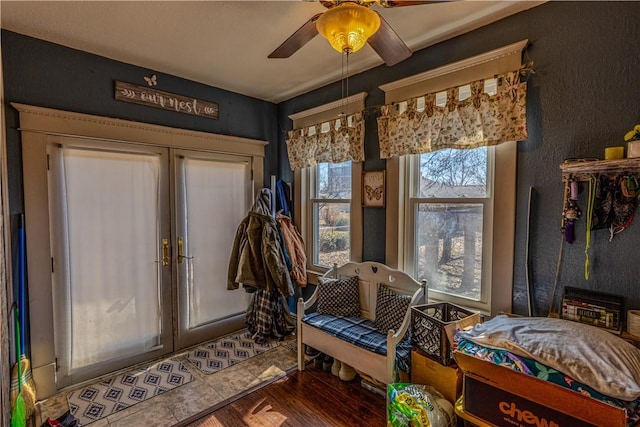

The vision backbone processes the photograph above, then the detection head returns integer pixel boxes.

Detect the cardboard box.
[455,398,493,427]
[454,351,627,427]
[411,348,462,404]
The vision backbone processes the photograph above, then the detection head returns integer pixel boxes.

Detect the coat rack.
[271,175,276,217]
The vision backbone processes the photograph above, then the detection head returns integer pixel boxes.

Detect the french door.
[48,138,251,388]
[173,150,251,349]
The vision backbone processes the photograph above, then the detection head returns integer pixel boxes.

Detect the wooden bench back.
[326,261,426,322]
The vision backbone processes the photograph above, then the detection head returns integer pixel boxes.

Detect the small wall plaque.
[115,81,218,119]
[362,170,385,208]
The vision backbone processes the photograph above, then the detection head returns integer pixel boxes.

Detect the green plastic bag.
[387,383,455,427]
[11,306,26,427]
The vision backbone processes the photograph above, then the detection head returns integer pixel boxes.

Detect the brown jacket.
[277,213,307,286]
[227,211,294,297]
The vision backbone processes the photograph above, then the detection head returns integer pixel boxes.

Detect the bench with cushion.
[296,261,427,384]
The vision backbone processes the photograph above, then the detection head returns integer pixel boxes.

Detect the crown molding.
[379,39,528,93]
[288,92,368,121]
[11,103,268,156]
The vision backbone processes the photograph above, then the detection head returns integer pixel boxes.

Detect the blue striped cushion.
[303,312,411,373]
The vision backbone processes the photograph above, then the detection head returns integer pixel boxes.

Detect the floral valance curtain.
[286,112,365,171]
[377,70,527,159]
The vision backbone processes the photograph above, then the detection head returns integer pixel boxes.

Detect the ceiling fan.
[268,0,444,67]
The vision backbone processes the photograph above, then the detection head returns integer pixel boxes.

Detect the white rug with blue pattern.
[185,330,280,375]
[67,357,193,425]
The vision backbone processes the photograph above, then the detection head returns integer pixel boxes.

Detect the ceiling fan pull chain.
[340,51,351,117]
[346,51,350,101]
[341,52,345,115]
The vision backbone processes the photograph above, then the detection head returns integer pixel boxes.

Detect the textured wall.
[278,2,640,316]
[4,2,640,318]
[2,30,279,215]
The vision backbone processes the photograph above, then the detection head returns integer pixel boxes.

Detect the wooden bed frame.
[296,261,427,384]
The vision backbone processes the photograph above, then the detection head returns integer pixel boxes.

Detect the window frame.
[296,161,363,278]
[381,41,526,316]
[389,142,515,316]
[309,162,352,268]
[291,93,366,280]
[403,147,496,312]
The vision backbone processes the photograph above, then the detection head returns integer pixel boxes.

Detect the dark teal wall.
[2,29,279,352]
[2,29,279,215]
[4,2,640,318]
[278,2,640,316]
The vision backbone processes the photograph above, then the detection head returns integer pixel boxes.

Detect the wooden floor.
[180,364,386,427]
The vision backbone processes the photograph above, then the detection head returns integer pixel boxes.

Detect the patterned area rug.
[185,330,282,375]
[67,357,193,426]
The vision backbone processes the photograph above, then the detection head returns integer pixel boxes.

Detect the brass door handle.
[177,236,193,264]
[161,238,170,266]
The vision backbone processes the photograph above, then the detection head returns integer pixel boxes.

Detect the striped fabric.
[303,312,411,372]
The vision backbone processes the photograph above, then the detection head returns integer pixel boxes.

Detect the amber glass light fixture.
[316,3,381,54]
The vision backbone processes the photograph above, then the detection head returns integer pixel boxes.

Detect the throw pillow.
[316,275,360,317]
[375,284,411,334]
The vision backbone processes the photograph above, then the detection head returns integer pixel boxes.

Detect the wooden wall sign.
[115,81,218,119]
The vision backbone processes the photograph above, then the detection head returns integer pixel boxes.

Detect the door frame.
[15,103,266,399]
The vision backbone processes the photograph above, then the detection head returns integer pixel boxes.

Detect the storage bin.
[411,302,474,365]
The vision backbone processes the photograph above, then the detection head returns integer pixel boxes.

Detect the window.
[311,161,352,268]
[402,141,515,315]
[405,146,494,308]
[291,93,366,275]
[298,158,362,272]
[382,41,525,315]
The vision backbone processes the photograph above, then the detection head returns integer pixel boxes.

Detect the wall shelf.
[560,158,640,181]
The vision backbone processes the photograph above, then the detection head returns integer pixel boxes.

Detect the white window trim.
[399,143,516,315]
[404,148,496,309]
[381,41,526,316]
[291,93,366,282]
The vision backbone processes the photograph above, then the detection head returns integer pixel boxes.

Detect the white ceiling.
[0,1,544,103]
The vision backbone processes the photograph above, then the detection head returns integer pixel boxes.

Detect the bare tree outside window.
[419,147,487,198]
[415,148,487,301]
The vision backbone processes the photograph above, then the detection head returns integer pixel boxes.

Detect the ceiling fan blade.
[367,14,412,66]
[268,13,322,59]
[377,0,446,7]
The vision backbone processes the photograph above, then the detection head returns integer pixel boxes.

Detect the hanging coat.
[227,210,294,297]
[277,213,307,286]
[275,179,292,219]
[245,288,295,343]
[227,188,296,343]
